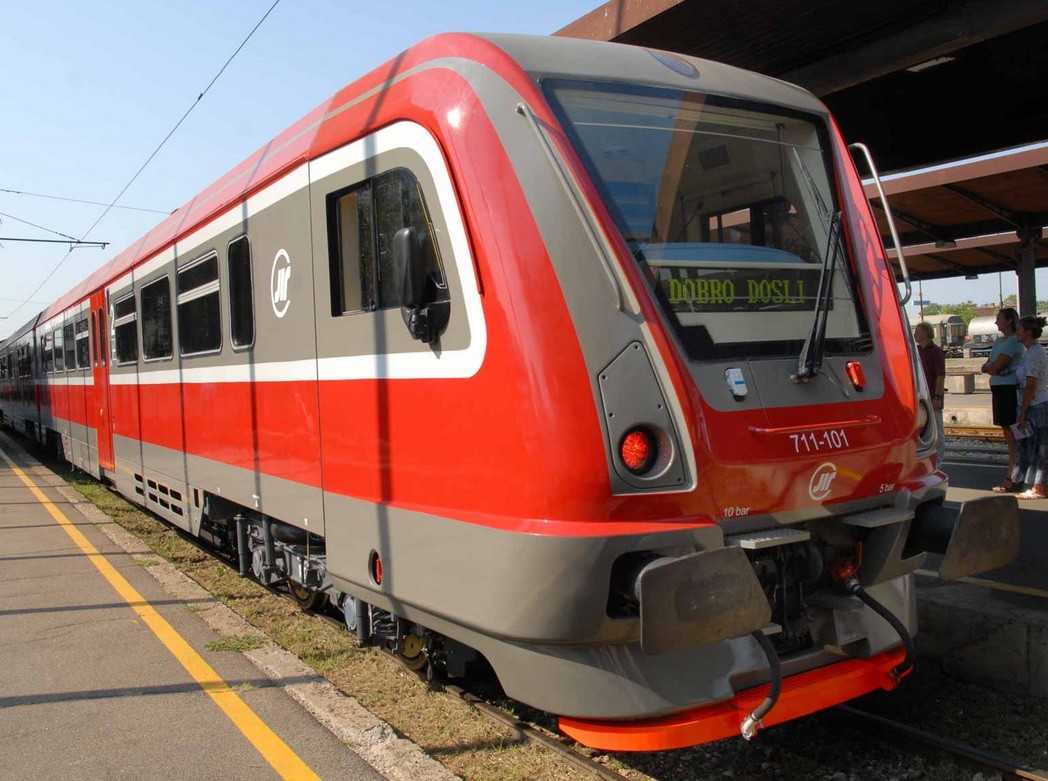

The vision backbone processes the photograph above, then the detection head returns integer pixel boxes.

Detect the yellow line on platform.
[0,446,322,781]
[916,568,1048,599]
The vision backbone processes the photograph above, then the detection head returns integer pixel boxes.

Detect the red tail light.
[370,551,383,585]
[620,428,657,474]
[846,361,866,389]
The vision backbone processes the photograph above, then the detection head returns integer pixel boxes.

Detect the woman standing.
[1011,315,1048,500]
[982,308,1024,491]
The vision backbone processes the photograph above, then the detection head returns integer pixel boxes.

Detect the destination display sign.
[657,265,829,313]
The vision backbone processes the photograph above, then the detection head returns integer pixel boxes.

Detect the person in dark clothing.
[914,322,946,466]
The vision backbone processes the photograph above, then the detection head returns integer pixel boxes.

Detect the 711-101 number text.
[789,429,850,454]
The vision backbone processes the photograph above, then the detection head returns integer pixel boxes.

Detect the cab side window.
[327,167,448,317]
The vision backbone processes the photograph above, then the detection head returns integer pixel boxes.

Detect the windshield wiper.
[792,210,842,383]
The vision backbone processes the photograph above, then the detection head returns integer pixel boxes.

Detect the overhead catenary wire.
[2,0,281,329]
[0,188,170,215]
[0,209,89,243]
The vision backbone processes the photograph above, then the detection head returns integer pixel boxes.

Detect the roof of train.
[907,314,964,326]
[14,32,827,338]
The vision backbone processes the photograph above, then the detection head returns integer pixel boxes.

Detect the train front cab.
[381,35,1023,750]
[2,33,1019,755]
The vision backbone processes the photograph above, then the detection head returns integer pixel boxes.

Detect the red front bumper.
[559,648,906,752]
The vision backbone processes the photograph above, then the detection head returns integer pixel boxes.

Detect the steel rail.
[215,548,631,781]
[837,705,1048,781]
[945,425,1005,441]
[444,685,631,781]
[43,442,1039,781]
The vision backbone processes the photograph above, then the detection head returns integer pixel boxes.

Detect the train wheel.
[288,581,324,611]
[396,632,429,671]
[342,596,360,635]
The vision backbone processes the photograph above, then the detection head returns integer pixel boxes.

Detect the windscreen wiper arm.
[792,210,842,383]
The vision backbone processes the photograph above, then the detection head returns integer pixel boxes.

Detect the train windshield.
[543,80,871,361]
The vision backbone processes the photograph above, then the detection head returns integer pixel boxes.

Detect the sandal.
[1016,489,1047,500]
[992,481,1023,493]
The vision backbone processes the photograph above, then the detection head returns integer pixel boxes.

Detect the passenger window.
[75,318,90,369]
[43,332,54,374]
[227,237,254,348]
[63,323,76,370]
[177,255,221,356]
[328,168,447,316]
[113,295,138,365]
[141,278,173,361]
[53,328,65,372]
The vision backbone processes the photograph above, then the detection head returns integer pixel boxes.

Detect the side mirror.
[392,227,450,344]
[393,227,425,309]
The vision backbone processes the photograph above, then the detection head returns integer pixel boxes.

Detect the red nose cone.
[621,428,657,474]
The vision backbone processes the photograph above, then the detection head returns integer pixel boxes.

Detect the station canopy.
[556,0,1048,281]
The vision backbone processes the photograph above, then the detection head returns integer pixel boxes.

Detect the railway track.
[138,484,1044,781]
[838,705,1048,781]
[946,425,1005,441]
[84,458,1041,781]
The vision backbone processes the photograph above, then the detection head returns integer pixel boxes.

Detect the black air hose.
[845,578,915,681]
[740,629,782,740]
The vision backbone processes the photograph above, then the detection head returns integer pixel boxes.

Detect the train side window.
[141,278,173,361]
[98,306,107,366]
[328,184,372,314]
[177,254,221,357]
[328,167,447,316]
[53,328,65,372]
[75,317,90,369]
[63,323,76,370]
[227,236,254,348]
[42,332,54,374]
[113,294,139,365]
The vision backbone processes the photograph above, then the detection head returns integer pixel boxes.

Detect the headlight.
[917,400,929,433]
[916,398,937,452]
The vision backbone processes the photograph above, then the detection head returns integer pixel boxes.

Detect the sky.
[0,0,598,338]
[0,0,1039,338]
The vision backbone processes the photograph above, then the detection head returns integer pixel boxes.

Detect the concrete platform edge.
[19,449,460,781]
[916,581,1048,699]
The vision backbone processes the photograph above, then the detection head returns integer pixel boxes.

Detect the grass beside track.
[36,448,1048,781]
[51,462,606,781]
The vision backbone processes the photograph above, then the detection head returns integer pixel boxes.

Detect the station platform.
[0,435,448,781]
[0,426,1043,779]
[942,383,995,429]
[922,365,1048,697]
[918,450,1048,698]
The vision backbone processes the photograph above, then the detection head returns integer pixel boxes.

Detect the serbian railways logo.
[271,249,292,318]
[808,462,838,501]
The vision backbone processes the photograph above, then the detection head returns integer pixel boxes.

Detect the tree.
[937,301,979,326]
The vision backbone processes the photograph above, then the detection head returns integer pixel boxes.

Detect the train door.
[307,126,475,586]
[90,290,115,471]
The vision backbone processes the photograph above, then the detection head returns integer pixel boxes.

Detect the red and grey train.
[0,33,1019,750]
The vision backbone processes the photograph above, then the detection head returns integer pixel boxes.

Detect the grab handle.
[850,142,911,306]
